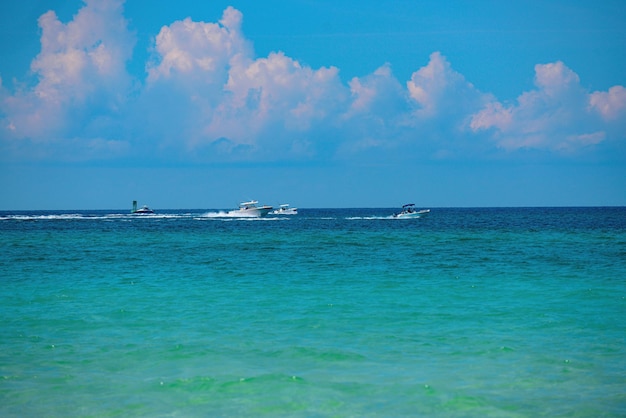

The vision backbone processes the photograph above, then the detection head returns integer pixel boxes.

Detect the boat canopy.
[402,203,415,208]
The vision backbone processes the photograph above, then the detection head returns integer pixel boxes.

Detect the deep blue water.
[1,207,625,417]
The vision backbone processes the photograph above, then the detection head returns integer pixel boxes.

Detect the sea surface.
[1,207,625,417]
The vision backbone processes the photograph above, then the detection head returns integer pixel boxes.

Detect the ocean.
[1,207,625,417]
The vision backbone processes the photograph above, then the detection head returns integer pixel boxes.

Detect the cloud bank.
[1,1,624,164]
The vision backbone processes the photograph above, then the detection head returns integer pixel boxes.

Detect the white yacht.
[228,200,273,217]
[271,204,298,215]
[393,204,430,218]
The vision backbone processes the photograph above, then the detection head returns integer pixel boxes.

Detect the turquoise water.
[1,207,625,417]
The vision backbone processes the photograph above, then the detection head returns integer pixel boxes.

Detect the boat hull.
[228,205,273,217]
[394,209,430,218]
[131,201,154,214]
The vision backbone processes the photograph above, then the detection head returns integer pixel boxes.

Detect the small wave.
[346,216,397,220]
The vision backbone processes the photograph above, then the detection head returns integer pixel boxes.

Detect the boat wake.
[346,215,420,220]
[200,211,286,221]
[0,213,193,221]
[203,211,259,218]
[0,214,87,221]
[0,211,293,222]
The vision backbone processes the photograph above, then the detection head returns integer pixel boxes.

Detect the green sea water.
[1,207,625,417]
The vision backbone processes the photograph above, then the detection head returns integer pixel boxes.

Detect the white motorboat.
[131,200,154,214]
[228,200,273,217]
[393,203,429,218]
[271,204,298,215]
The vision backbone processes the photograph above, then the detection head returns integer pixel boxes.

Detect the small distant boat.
[228,200,273,217]
[271,204,298,215]
[393,203,430,218]
[131,200,154,214]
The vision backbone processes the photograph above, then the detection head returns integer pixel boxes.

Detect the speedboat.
[131,200,154,214]
[228,200,273,217]
[271,204,298,215]
[393,203,430,218]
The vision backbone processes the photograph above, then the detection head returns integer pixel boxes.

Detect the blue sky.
[1,0,625,209]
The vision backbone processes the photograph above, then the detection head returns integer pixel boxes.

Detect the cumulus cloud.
[134,7,254,159]
[329,64,408,154]
[1,2,624,164]
[0,0,135,160]
[348,64,405,118]
[139,8,348,160]
[407,52,491,121]
[33,0,133,98]
[589,85,626,121]
[470,61,626,153]
[209,51,347,156]
[147,7,250,87]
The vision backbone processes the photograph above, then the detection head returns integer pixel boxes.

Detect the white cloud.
[200,51,349,161]
[142,31,495,161]
[1,3,624,164]
[469,102,512,132]
[470,61,625,153]
[407,52,452,116]
[0,0,135,160]
[589,85,626,121]
[326,64,408,154]
[141,8,348,159]
[147,6,250,87]
[33,0,134,101]
[347,64,405,117]
[534,61,580,92]
[223,52,344,131]
[407,52,491,121]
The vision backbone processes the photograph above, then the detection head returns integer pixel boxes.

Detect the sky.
[0,0,625,210]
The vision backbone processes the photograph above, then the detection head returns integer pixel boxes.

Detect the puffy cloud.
[141,35,493,161]
[348,64,405,118]
[31,0,134,112]
[147,6,250,88]
[33,0,133,96]
[135,7,254,158]
[589,85,626,121]
[469,102,512,132]
[330,64,409,153]
[407,52,491,121]
[1,3,624,165]
[140,9,348,160]
[534,61,580,92]
[470,61,625,153]
[0,0,135,160]
[195,50,349,160]
[222,52,345,134]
